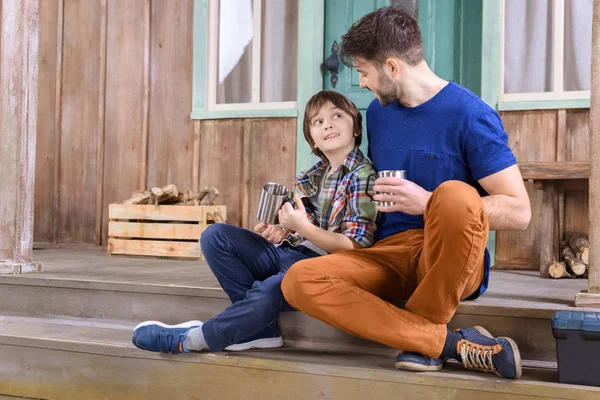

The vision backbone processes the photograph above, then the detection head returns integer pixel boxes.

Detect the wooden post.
[540,182,556,278]
[0,0,42,274]
[576,0,600,307]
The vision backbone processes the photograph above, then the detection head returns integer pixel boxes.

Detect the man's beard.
[375,71,397,106]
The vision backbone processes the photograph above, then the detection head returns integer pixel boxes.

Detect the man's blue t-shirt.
[366,82,517,299]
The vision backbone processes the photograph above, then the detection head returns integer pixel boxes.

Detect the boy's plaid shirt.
[285,147,378,249]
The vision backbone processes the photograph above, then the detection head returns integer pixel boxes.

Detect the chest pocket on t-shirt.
[408,150,454,192]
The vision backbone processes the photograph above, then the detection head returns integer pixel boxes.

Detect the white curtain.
[504,0,592,94]
[564,0,592,91]
[217,0,298,104]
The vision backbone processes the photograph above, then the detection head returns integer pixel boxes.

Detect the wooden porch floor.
[27,248,589,312]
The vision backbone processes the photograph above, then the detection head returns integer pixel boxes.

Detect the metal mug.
[366,170,407,207]
[256,182,295,225]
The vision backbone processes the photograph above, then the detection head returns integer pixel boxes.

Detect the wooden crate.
[107,204,227,259]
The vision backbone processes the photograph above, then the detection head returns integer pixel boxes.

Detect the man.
[281,7,531,379]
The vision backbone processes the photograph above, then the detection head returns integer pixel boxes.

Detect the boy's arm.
[279,169,378,253]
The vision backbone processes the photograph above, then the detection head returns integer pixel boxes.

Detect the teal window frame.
[191,0,324,121]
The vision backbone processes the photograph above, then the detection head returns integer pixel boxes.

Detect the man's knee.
[428,181,485,225]
[281,259,316,310]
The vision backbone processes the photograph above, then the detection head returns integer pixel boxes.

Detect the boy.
[131,90,378,354]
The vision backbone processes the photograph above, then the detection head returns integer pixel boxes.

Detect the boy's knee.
[200,223,229,251]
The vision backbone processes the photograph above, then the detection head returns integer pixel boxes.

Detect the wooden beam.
[95,0,108,246]
[518,162,590,180]
[578,0,600,305]
[53,0,64,245]
[0,0,42,273]
[540,182,556,278]
[141,0,151,191]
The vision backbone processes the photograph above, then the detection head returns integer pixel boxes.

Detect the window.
[500,0,592,106]
[206,0,299,111]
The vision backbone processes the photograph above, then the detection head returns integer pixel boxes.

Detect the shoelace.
[459,342,497,374]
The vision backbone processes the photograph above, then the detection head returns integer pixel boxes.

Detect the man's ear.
[385,58,402,78]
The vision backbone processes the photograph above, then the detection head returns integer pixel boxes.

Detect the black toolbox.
[551,310,600,386]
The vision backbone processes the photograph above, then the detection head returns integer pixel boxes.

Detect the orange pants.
[281,181,487,358]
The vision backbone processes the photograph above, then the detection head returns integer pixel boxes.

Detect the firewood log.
[123,190,151,205]
[151,184,178,204]
[200,186,219,205]
[548,261,575,279]
[565,230,590,265]
[208,211,225,223]
[560,240,587,276]
[180,189,210,206]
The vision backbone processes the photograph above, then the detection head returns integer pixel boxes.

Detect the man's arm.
[478,164,531,231]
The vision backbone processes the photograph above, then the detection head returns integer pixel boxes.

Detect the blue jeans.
[199,223,320,351]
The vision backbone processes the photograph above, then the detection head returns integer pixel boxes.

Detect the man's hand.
[254,222,286,244]
[278,193,310,233]
[373,177,432,215]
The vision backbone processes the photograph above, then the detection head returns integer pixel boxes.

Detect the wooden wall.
[33,0,297,248]
[495,109,590,269]
[24,0,592,262]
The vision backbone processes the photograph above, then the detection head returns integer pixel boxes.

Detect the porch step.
[0,271,590,364]
[0,315,598,400]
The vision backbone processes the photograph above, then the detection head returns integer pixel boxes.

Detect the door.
[322,0,496,262]
[323,0,421,154]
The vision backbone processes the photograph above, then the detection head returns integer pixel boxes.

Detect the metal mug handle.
[282,192,296,209]
[366,173,377,202]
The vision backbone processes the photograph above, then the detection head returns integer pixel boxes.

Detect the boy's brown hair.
[303,90,362,160]
[340,7,424,68]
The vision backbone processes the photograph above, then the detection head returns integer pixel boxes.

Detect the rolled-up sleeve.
[341,167,378,247]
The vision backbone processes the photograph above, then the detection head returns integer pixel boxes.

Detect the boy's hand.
[373,177,432,215]
[253,222,286,244]
[278,193,310,233]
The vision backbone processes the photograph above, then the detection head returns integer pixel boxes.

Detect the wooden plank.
[108,238,201,259]
[147,0,194,189]
[0,0,40,263]
[2,341,594,400]
[53,0,64,244]
[102,0,147,247]
[141,0,151,191]
[518,162,590,180]
[34,0,60,244]
[60,0,102,244]
[496,182,542,270]
[566,109,590,162]
[539,182,556,277]
[588,0,600,295]
[496,109,558,269]
[556,109,566,162]
[109,204,210,222]
[193,120,200,192]
[501,110,558,162]
[95,0,108,246]
[247,118,297,230]
[242,120,251,229]
[108,222,202,240]
[564,191,589,235]
[198,120,245,226]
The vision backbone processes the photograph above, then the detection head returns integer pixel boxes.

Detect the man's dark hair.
[340,7,424,68]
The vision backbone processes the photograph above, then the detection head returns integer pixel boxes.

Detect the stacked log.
[121,184,220,206]
[547,230,590,279]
